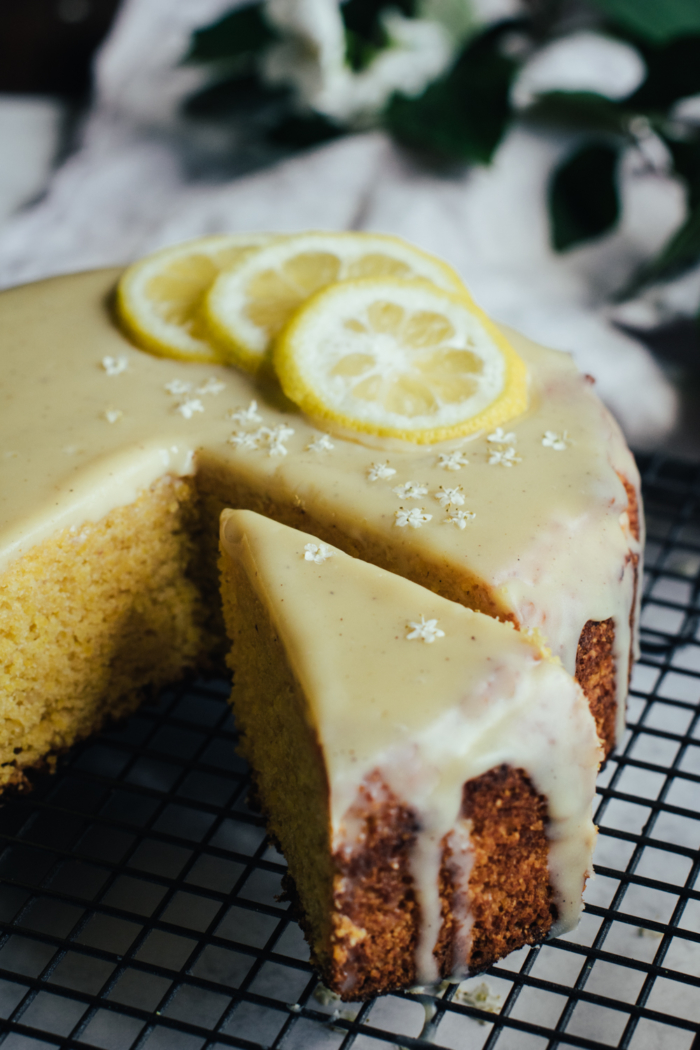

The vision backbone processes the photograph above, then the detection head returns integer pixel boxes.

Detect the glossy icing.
[0,268,641,743]
[220,509,602,984]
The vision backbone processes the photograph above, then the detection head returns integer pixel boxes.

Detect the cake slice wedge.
[219,509,603,1000]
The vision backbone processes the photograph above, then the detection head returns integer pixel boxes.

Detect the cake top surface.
[1,267,639,698]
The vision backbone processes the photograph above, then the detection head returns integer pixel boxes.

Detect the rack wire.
[0,452,699,1050]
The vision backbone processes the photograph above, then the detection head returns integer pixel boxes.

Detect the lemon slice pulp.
[274,279,528,444]
[116,233,273,363]
[203,231,469,374]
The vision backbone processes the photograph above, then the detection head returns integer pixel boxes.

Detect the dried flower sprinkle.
[165,379,191,395]
[406,615,445,643]
[488,446,521,467]
[229,400,263,425]
[395,508,432,529]
[444,509,476,529]
[542,430,570,450]
[435,486,465,508]
[393,481,428,500]
[307,434,335,452]
[437,451,469,471]
[304,543,333,564]
[367,462,396,481]
[196,377,226,396]
[487,427,516,444]
[176,398,204,419]
[101,355,128,376]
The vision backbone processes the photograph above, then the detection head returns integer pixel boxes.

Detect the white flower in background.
[262,0,455,125]
[511,31,646,109]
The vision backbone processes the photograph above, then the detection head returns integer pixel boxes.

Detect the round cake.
[0,233,642,993]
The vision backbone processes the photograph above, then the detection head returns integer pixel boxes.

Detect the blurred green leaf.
[268,112,346,148]
[526,91,629,135]
[384,27,518,163]
[185,2,274,64]
[628,35,700,110]
[589,0,700,44]
[549,142,620,251]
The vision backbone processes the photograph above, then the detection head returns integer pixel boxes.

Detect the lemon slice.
[274,279,528,444]
[116,233,274,363]
[203,231,470,373]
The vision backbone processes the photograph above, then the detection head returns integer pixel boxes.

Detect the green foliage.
[527,91,629,135]
[385,27,517,164]
[183,0,700,299]
[268,112,346,148]
[185,2,274,64]
[549,143,621,251]
[589,0,700,44]
[628,34,700,110]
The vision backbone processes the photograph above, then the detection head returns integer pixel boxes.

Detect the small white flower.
[393,481,428,500]
[196,377,226,396]
[307,434,335,452]
[444,510,476,529]
[265,424,295,444]
[542,430,570,450]
[263,424,295,457]
[437,451,469,471]
[176,398,204,419]
[368,462,396,481]
[228,430,260,450]
[304,542,333,564]
[103,409,123,424]
[101,355,128,376]
[487,427,516,444]
[229,400,263,425]
[406,615,445,644]
[395,508,432,529]
[434,486,465,508]
[488,446,521,466]
[165,379,191,395]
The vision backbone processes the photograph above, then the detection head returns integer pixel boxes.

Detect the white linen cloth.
[0,0,683,448]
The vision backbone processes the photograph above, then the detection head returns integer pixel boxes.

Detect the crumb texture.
[576,618,616,756]
[0,476,211,788]
[329,773,420,1000]
[462,764,556,973]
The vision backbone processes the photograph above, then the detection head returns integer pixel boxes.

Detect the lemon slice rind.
[116,233,274,363]
[273,278,528,445]
[203,231,471,374]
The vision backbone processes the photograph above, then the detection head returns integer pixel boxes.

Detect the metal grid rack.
[0,452,699,1050]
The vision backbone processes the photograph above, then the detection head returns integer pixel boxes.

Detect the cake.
[0,232,642,990]
[219,509,602,999]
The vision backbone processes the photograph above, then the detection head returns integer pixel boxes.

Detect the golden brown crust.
[576,617,616,757]
[461,765,556,973]
[574,472,641,757]
[319,766,555,1000]
[327,772,420,999]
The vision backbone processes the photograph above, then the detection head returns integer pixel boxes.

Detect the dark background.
[0,0,122,97]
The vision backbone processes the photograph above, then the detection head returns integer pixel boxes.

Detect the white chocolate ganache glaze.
[220,509,602,985]
[1,268,641,746]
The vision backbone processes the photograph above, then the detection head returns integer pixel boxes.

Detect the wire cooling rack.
[1,453,699,1050]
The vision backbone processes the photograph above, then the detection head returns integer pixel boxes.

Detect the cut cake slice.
[219,509,603,1000]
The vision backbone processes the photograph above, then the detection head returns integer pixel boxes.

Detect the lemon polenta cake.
[0,231,641,987]
[219,509,602,999]
[0,233,640,792]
